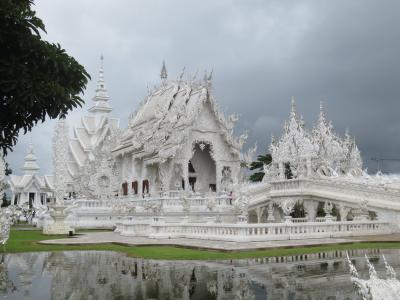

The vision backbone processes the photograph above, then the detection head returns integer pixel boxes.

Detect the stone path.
[38,231,399,251]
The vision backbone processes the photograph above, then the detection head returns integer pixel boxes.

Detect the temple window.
[132,181,138,194]
[142,179,149,194]
[122,182,128,196]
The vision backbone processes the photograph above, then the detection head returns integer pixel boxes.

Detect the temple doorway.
[29,192,35,208]
[188,143,216,192]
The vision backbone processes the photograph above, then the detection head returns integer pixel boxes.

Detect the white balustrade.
[73,193,232,211]
[118,220,392,242]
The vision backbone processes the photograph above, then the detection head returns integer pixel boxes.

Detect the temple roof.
[22,144,39,175]
[114,68,246,161]
[9,174,53,192]
[66,57,120,178]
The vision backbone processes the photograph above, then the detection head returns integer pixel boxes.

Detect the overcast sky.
[6,0,400,176]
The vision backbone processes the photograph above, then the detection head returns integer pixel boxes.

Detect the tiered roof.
[67,57,120,178]
[114,65,247,164]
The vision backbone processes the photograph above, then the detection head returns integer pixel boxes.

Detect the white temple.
[3,58,400,243]
[8,144,53,208]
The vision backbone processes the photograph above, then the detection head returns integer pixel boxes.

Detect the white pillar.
[255,206,265,223]
[279,162,285,179]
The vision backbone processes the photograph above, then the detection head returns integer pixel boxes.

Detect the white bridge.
[246,177,400,228]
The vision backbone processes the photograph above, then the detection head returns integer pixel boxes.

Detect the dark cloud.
[6,0,400,175]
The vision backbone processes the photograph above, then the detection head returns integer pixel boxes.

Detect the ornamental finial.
[318,100,326,121]
[160,60,168,82]
[88,55,112,113]
[291,96,296,114]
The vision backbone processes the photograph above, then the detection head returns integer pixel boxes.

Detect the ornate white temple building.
[8,144,53,208]
[113,63,253,197]
[4,58,400,243]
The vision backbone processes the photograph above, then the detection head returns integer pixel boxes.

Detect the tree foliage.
[0,0,90,155]
[249,153,272,182]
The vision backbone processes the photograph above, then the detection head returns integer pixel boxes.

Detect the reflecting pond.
[0,248,399,299]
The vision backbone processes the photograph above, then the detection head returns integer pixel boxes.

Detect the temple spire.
[291,96,296,115]
[88,55,112,114]
[160,60,167,83]
[319,100,326,121]
[22,144,39,175]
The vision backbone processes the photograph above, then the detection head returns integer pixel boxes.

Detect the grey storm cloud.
[6,0,400,176]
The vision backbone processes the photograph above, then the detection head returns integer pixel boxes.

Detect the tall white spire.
[160,60,168,84]
[88,55,112,114]
[23,144,39,175]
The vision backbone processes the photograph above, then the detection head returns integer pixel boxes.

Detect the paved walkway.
[38,232,400,251]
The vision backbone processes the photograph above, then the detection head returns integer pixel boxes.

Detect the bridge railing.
[118,219,392,242]
[264,178,400,210]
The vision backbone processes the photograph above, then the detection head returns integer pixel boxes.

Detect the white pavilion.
[8,144,53,208]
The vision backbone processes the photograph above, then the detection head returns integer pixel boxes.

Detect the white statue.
[347,253,400,300]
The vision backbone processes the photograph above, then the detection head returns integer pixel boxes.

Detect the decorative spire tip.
[160,60,168,81]
[291,96,296,113]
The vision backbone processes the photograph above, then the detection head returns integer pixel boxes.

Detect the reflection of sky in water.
[0,248,399,300]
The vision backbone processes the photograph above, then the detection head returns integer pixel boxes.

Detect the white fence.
[117,220,392,242]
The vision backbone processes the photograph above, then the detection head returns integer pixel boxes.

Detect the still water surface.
[0,248,398,300]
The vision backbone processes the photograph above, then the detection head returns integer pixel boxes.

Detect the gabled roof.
[114,77,245,160]
[69,138,86,167]
[8,174,53,193]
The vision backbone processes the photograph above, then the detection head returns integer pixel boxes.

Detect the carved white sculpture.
[347,253,400,300]
[0,157,5,206]
[0,210,11,246]
[53,120,69,203]
[43,120,74,235]
[269,99,363,180]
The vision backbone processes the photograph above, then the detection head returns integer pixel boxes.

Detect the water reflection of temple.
[0,249,399,300]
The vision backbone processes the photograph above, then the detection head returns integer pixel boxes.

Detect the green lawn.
[3,229,400,260]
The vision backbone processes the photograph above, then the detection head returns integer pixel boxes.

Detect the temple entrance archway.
[188,142,216,192]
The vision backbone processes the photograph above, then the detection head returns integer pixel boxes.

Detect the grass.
[4,229,400,260]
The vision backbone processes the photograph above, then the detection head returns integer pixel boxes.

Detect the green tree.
[249,153,272,182]
[0,0,90,155]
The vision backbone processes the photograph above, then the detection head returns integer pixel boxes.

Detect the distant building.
[8,144,53,208]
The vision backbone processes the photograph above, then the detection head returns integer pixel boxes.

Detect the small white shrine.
[8,144,53,208]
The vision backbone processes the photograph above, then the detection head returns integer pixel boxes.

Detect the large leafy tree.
[0,0,90,155]
[249,153,272,182]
